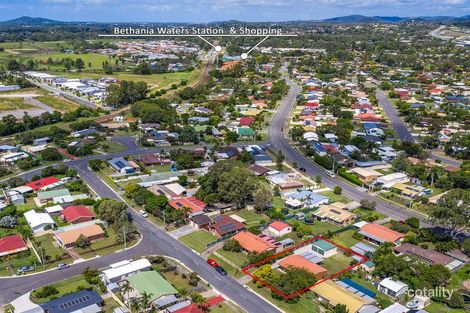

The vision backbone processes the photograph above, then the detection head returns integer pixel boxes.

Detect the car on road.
[215,266,227,275]
[207,259,218,267]
[326,170,336,177]
[57,263,70,270]
[63,159,71,163]
[17,265,35,274]
[299,167,306,172]
[139,210,148,218]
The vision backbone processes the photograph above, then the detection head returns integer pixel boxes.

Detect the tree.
[120,280,133,301]
[139,291,153,311]
[217,168,257,208]
[360,199,376,211]
[333,186,342,195]
[95,199,127,224]
[223,239,242,252]
[40,147,63,161]
[463,238,470,256]
[334,304,349,313]
[430,189,470,239]
[74,234,91,249]
[276,150,285,170]
[253,264,275,287]
[405,217,420,229]
[74,58,85,70]
[253,182,273,212]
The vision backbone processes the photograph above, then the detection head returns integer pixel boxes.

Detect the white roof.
[12,186,34,194]
[45,205,63,214]
[102,258,151,281]
[354,221,369,228]
[377,172,408,183]
[379,277,408,293]
[164,183,186,195]
[229,214,246,223]
[24,210,54,229]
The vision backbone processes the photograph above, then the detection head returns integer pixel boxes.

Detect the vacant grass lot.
[180,230,217,253]
[208,253,245,279]
[35,95,80,112]
[229,210,268,226]
[322,253,351,274]
[319,190,351,203]
[330,229,360,248]
[0,97,35,110]
[34,53,110,68]
[217,249,248,268]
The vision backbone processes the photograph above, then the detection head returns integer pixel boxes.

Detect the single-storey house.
[0,234,28,257]
[312,203,357,226]
[24,210,55,233]
[211,215,246,237]
[61,205,96,224]
[377,277,408,298]
[102,258,152,284]
[268,221,292,237]
[311,239,337,258]
[127,271,179,310]
[54,224,105,248]
[232,231,276,253]
[359,224,404,246]
[40,289,104,313]
[278,254,327,278]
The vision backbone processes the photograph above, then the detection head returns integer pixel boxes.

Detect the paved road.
[375,89,415,143]
[269,64,429,225]
[1,149,280,313]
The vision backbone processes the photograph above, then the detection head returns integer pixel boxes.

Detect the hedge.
[338,168,363,186]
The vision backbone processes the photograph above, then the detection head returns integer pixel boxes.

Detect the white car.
[139,210,148,218]
[326,170,336,177]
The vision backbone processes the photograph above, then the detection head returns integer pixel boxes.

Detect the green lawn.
[319,190,351,203]
[273,196,285,209]
[353,208,386,222]
[73,228,123,259]
[32,233,72,269]
[31,275,96,304]
[229,210,268,226]
[425,302,467,313]
[98,142,126,153]
[331,229,360,248]
[162,270,206,292]
[34,53,110,68]
[322,253,351,274]
[217,249,248,268]
[180,230,218,253]
[291,221,342,236]
[35,95,80,112]
[103,298,121,313]
[247,282,319,313]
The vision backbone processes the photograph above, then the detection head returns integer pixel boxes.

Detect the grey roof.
[40,290,103,313]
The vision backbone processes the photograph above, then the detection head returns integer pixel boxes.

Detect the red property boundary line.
[241,235,369,299]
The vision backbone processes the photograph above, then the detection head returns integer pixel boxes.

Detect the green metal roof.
[312,239,336,251]
[237,127,254,136]
[37,189,70,200]
[127,271,178,301]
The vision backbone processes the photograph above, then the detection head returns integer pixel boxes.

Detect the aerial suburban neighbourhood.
[0,2,469,313]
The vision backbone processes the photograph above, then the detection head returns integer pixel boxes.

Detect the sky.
[0,0,469,23]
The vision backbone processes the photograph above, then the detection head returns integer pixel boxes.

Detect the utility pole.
[123,226,127,249]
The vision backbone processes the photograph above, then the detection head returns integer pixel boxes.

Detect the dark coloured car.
[215,266,227,275]
[299,167,306,172]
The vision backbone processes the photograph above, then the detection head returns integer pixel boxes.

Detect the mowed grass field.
[35,95,81,111]
[34,52,111,68]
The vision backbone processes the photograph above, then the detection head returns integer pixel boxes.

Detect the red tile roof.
[0,234,27,256]
[269,221,290,231]
[25,177,59,191]
[62,206,95,223]
[232,231,276,253]
[355,113,381,122]
[169,196,206,214]
[360,224,404,243]
[173,304,205,313]
[239,117,255,126]
[279,254,328,277]
[206,295,225,306]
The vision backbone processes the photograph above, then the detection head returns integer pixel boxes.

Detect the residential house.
[311,280,374,313]
[232,231,277,253]
[102,258,152,284]
[37,189,71,205]
[189,214,213,230]
[61,205,96,224]
[377,277,408,299]
[284,190,329,208]
[0,234,28,257]
[25,177,60,191]
[54,224,105,248]
[394,243,463,271]
[278,254,328,278]
[40,290,104,313]
[267,221,292,237]
[375,173,409,189]
[216,147,239,159]
[350,168,383,184]
[126,271,179,310]
[168,197,206,215]
[311,239,337,258]
[0,152,28,163]
[211,215,245,237]
[359,224,404,246]
[108,158,138,174]
[312,203,357,226]
[33,137,51,146]
[24,210,55,233]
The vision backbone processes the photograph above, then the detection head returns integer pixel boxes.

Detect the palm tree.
[426,166,443,186]
[120,281,133,303]
[129,298,140,313]
[139,291,153,311]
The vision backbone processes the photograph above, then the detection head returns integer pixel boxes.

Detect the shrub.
[35,285,59,298]
[338,168,363,186]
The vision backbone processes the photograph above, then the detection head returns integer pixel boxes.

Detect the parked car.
[57,263,70,270]
[299,167,307,172]
[215,266,227,275]
[207,259,218,267]
[326,170,336,177]
[17,265,35,274]
[139,210,148,218]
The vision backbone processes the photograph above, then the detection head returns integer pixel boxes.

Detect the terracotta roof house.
[279,254,328,278]
[61,205,96,224]
[359,224,404,245]
[232,231,276,253]
[169,196,206,215]
[139,154,171,166]
[354,113,381,122]
[268,221,292,237]
[0,234,28,257]
[249,164,271,176]
[54,224,105,248]
[211,215,245,237]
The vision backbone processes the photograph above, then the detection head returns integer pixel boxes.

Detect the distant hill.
[1,15,470,26]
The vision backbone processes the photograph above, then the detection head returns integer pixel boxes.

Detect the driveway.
[168,224,196,239]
